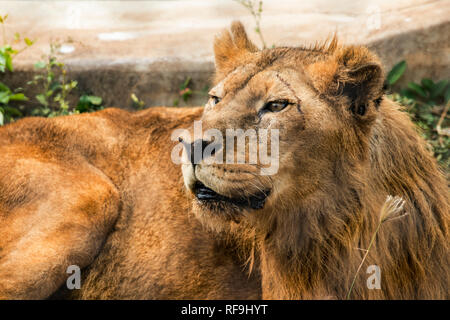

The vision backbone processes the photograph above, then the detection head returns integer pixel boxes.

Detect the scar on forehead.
[217,65,254,94]
[275,73,302,113]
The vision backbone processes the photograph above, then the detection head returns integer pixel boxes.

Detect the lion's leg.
[0,159,119,299]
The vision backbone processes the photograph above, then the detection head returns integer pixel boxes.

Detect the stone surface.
[0,0,448,109]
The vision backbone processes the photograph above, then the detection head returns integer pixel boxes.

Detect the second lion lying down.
[0,22,448,299]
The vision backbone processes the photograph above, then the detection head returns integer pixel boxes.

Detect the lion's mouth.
[193,181,269,210]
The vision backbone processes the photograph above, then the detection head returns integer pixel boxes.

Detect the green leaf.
[60,100,69,110]
[419,113,435,124]
[0,14,7,24]
[24,37,34,46]
[0,81,10,92]
[0,54,5,72]
[9,93,28,101]
[131,93,139,103]
[87,95,102,105]
[401,88,417,100]
[0,110,4,125]
[36,94,48,106]
[421,78,434,90]
[386,61,407,86]
[431,80,448,99]
[407,82,427,98]
[34,61,46,69]
[0,91,10,104]
[76,97,89,112]
[70,80,78,89]
[50,82,60,92]
[1,45,12,53]
[4,106,22,117]
[5,54,13,72]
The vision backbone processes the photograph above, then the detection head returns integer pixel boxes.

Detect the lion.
[0,22,448,300]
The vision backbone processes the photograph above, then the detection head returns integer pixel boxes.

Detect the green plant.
[0,13,34,125]
[29,42,102,117]
[131,93,145,110]
[2,14,93,124]
[173,77,208,107]
[385,60,407,87]
[0,82,27,125]
[0,15,105,123]
[76,94,103,113]
[386,61,450,172]
[29,42,76,116]
[234,0,266,49]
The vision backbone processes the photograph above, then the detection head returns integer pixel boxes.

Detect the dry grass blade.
[379,195,407,223]
[346,195,408,299]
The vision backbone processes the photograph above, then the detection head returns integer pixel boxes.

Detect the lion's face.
[183,68,337,217]
[181,22,384,227]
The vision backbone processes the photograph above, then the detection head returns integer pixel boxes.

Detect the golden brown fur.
[0,107,260,299]
[0,22,448,299]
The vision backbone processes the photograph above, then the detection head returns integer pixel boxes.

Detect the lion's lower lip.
[195,183,221,200]
[194,181,269,210]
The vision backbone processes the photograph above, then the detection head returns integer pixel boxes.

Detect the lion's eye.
[262,100,290,113]
[210,96,221,106]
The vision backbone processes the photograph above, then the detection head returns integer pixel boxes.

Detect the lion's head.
[181,21,384,231]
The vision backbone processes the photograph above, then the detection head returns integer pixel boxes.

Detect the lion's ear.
[214,21,259,77]
[307,46,384,117]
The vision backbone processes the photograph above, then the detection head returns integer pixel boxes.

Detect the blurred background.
[0,0,448,170]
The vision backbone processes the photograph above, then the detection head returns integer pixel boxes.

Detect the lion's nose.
[179,138,215,166]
